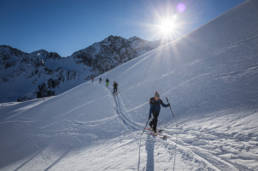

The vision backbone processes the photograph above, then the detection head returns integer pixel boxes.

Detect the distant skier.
[148,91,170,133]
[99,77,102,84]
[113,81,118,94]
[105,78,109,87]
[91,76,94,83]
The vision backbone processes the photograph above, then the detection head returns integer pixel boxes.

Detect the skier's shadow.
[145,135,155,171]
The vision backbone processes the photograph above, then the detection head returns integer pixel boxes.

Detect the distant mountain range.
[0,35,159,102]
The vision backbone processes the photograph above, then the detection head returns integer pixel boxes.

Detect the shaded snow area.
[1,0,258,170]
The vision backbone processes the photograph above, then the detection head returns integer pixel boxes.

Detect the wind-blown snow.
[1,0,258,170]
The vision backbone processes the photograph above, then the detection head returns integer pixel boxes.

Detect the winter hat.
[155,91,160,98]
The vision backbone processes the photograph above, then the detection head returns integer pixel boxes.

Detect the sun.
[157,15,178,39]
[142,3,186,41]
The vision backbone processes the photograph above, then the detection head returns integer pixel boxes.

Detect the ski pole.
[142,117,150,134]
[166,97,175,118]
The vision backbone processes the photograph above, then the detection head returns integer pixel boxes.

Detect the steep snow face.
[106,0,258,118]
[0,36,158,103]
[1,0,258,170]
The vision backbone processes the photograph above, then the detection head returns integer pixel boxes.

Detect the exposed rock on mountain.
[0,36,159,102]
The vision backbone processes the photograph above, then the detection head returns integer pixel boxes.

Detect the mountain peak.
[31,49,49,54]
[30,49,61,59]
[0,45,27,56]
[103,35,125,42]
[0,35,158,102]
[128,36,144,42]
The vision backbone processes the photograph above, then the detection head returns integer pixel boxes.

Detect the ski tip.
[158,129,164,133]
[162,135,168,140]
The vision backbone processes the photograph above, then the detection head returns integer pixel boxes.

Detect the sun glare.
[143,2,186,41]
[150,13,183,42]
[157,16,177,38]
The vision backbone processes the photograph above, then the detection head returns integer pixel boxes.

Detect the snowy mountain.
[72,35,158,72]
[1,0,258,170]
[0,36,158,102]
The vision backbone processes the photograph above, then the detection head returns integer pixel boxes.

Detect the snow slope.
[0,36,157,103]
[1,0,258,170]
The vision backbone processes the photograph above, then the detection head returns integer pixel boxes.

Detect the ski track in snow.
[104,73,258,171]
[104,85,257,171]
[1,57,258,170]
[105,86,141,131]
[159,116,258,171]
[2,61,257,171]
[1,0,258,170]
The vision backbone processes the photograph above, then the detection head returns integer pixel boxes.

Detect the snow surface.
[1,0,258,170]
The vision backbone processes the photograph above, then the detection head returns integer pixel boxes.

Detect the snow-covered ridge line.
[0,35,159,103]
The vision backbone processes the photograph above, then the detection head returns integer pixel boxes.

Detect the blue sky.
[0,0,244,56]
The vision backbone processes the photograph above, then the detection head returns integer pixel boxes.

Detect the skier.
[148,91,170,134]
[113,81,118,94]
[91,76,94,83]
[99,77,102,84]
[105,78,109,87]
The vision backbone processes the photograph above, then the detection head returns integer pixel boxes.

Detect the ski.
[144,128,167,140]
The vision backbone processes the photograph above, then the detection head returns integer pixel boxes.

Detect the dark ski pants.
[113,88,117,94]
[149,112,159,133]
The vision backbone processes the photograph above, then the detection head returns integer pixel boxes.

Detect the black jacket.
[113,82,118,88]
[149,97,169,117]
